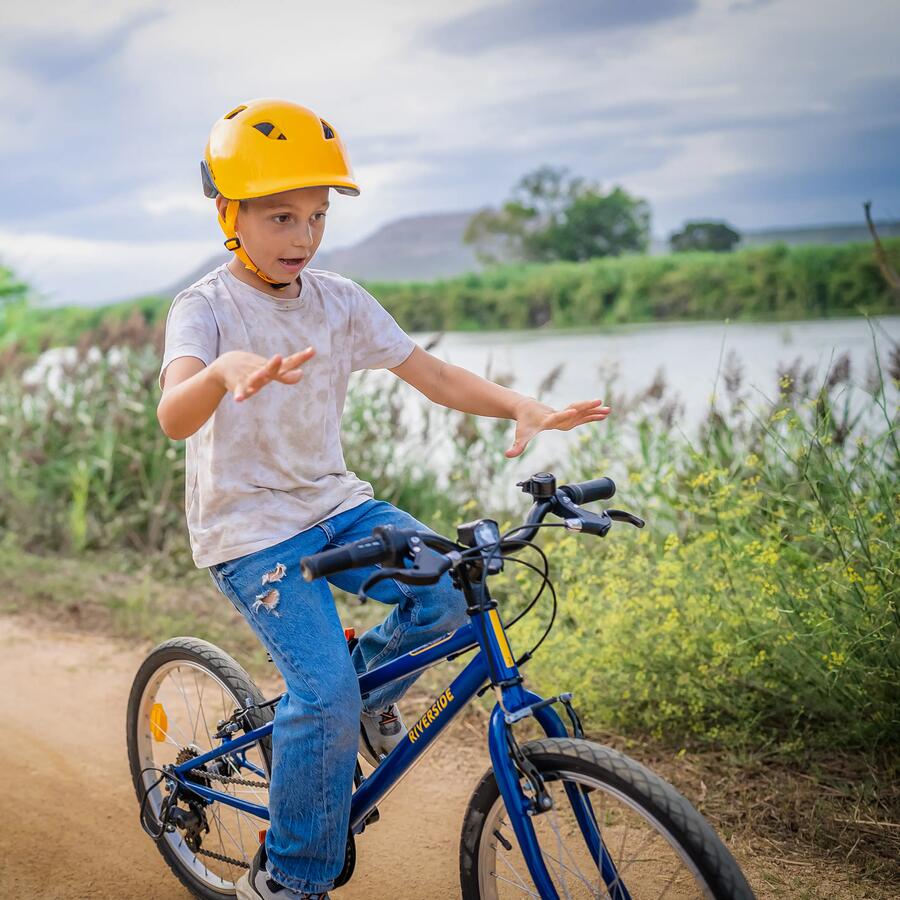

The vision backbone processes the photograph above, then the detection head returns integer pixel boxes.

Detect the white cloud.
[0,230,215,307]
[0,0,898,304]
[140,188,211,217]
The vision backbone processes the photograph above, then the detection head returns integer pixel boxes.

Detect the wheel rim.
[477,770,714,899]
[135,659,270,894]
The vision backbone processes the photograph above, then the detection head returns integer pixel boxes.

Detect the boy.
[157,98,610,899]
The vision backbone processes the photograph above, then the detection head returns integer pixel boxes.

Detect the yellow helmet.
[201,98,360,286]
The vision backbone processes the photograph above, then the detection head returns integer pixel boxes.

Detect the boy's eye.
[273,214,291,224]
[313,212,327,221]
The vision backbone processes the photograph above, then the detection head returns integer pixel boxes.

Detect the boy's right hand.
[211,347,316,402]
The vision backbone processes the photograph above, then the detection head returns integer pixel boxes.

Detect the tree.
[0,264,29,339]
[669,220,741,253]
[0,265,27,307]
[464,166,651,265]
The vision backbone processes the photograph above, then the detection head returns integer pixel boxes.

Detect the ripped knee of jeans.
[252,589,280,615]
[252,562,288,615]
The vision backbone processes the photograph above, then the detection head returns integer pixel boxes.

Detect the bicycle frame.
[166,593,619,899]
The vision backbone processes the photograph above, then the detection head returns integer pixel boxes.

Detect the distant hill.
[169,212,900,295]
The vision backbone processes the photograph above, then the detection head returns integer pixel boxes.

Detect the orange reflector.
[259,829,268,845]
[344,627,356,641]
[150,702,168,743]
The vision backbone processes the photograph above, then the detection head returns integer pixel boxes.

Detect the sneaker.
[235,841,330,900]
[358,703,407,767]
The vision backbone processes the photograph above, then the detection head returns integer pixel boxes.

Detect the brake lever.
[356,542,451,604]
[553,491,612,537]
[608,509,645,528]
[357,568,402,604]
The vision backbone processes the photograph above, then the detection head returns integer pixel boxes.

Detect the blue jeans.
[208,499,467,894]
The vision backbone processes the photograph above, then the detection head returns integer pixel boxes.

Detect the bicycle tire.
[459,736,755,900]
[126,637,274,899]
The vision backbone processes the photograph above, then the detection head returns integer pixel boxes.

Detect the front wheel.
[459,737,754,900]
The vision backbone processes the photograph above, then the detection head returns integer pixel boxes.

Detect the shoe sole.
[358,726,382,768]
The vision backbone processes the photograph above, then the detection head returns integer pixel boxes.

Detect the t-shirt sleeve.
[158,291,219,391]
[349,284,415,372]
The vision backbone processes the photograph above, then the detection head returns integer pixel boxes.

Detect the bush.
[511,336,899,752]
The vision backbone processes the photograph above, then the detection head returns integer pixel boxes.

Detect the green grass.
[2,239,898,355]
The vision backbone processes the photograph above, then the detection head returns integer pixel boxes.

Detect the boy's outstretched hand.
[506,398,611,459]
[211,348,316,402]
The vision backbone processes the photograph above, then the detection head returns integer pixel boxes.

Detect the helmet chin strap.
[218,199,292,290]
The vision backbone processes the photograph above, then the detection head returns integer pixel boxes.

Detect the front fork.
[487,691,629,900]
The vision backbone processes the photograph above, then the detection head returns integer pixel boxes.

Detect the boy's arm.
[390,346,610,458]
[157,357,228,440]
[390,345,529,419]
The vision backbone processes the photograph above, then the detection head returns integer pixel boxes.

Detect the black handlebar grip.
[300,536,388,581]
[562,477,616,505]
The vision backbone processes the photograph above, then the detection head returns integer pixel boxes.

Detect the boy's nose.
[293,224,314,249]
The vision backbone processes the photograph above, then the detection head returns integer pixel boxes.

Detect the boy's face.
[218,185,330,282]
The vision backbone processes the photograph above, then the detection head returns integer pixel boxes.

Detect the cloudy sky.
[1,0,898,307]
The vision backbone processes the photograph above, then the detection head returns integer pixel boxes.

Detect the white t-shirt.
[158,263,416,568]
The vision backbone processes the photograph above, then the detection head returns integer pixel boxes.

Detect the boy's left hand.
[506,398,611,458]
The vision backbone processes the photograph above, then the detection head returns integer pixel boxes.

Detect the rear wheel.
[126,637,274,899]
[459,737,755,899]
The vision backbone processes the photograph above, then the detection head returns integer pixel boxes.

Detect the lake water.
[410,316,899,425]
[386,315,900,489]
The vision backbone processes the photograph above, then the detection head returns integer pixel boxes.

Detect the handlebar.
[560,476,616,505]
[300,535,390,581]
[300,473,643,585]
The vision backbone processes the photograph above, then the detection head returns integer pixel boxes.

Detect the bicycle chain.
[195,846,250,869]
[189,768,269,789]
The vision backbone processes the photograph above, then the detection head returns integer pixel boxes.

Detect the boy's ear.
[215,195,229,218]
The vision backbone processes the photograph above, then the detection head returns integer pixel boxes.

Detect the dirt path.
[0,617,882,899]
[0,616,491,899]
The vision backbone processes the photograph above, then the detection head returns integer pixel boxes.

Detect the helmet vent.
[224,105,247,120]
[253,122,287,140]
[321,119,335,140]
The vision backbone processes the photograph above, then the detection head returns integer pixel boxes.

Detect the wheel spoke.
[548,806,573,899]
[605,826,666,894]
[491,869,541,897]
[496,840,539,895]
[541,845,599,897]
[192,668,215,747]
[657,866,685,899]
[145,715,187,750]
[554,791,601,892]
[173,667,198,743]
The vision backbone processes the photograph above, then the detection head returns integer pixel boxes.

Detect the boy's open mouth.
[278,257,306,267]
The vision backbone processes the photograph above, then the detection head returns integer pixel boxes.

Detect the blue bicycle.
[128,472,755,899]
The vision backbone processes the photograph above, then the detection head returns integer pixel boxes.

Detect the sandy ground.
[0,616,884,900]
[0,616,490,899]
